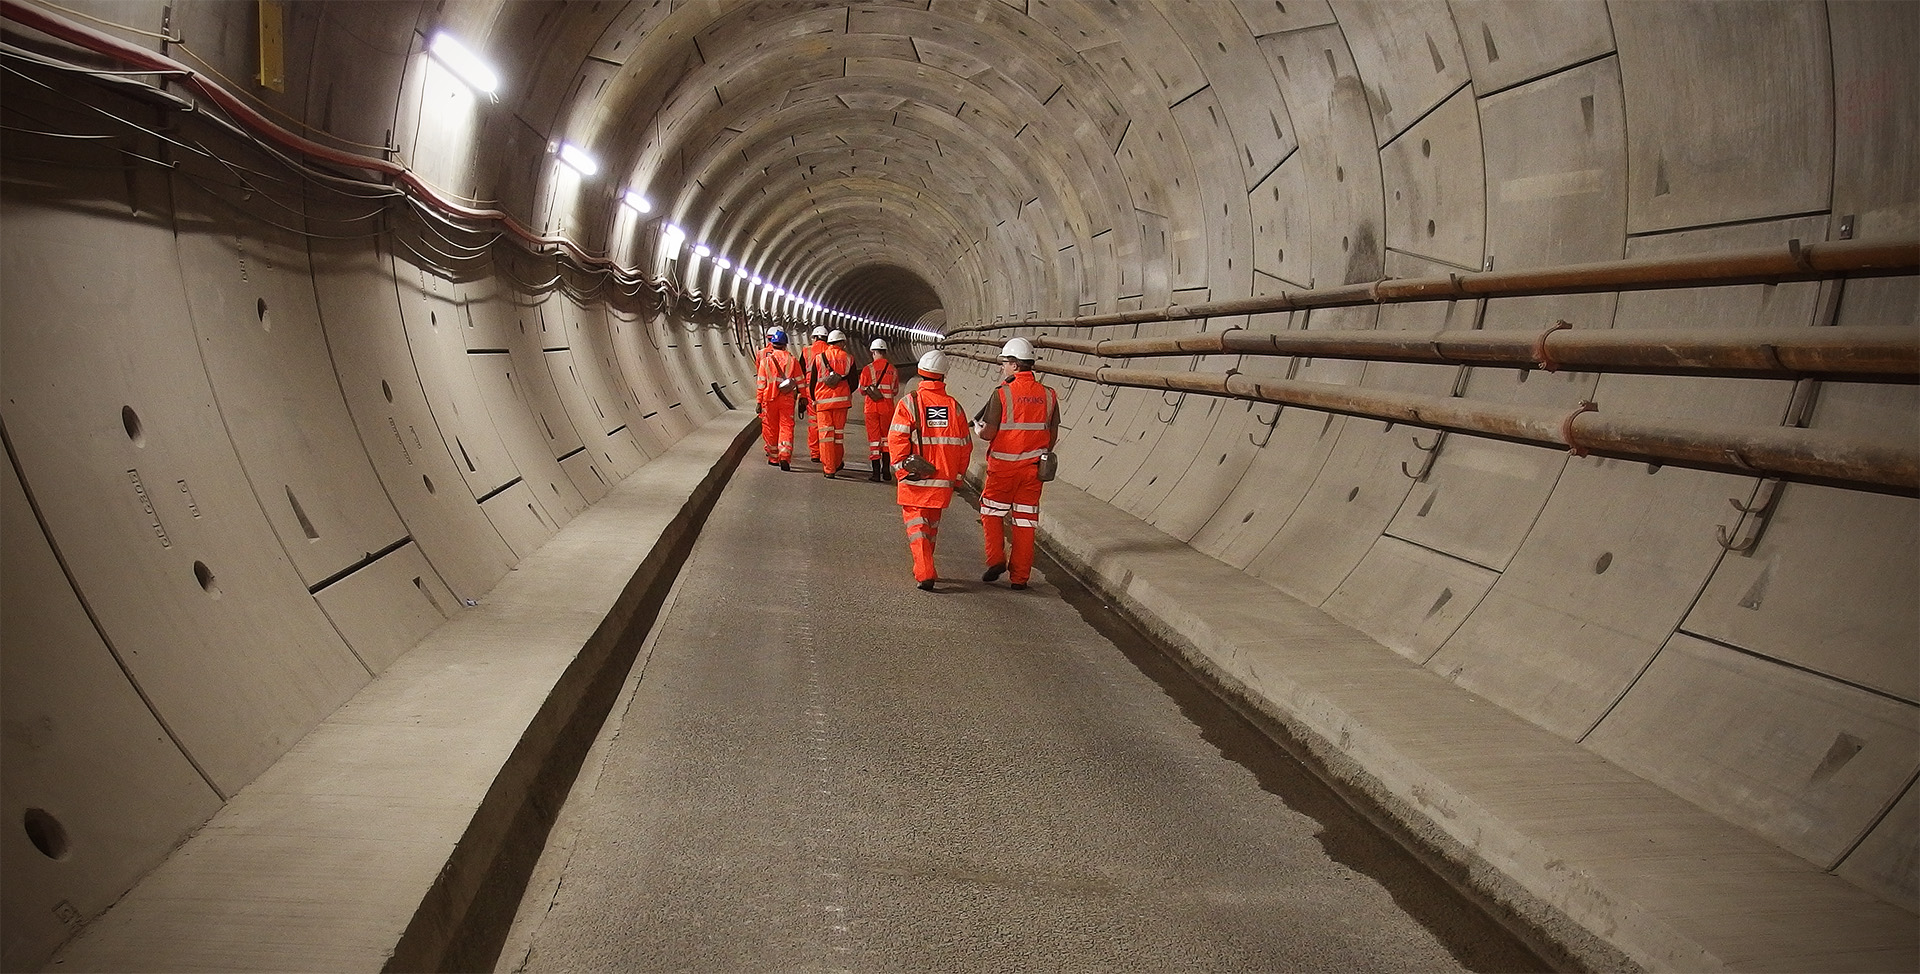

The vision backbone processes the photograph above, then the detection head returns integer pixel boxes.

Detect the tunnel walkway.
[495,413,1544,973]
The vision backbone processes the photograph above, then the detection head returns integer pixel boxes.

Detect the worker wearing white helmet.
[973,336,1059,590]
[808,328,857,477]
[802,326,832,461]
[887,348,973,590]
[860,338,900,482]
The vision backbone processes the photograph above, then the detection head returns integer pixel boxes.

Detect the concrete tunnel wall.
[0,0,1914,968]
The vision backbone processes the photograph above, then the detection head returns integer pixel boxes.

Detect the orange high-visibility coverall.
[756,346,803,463]
[809,344,856,476]
[977,371,1059,585]
[887,379,974,586]
[802,337,829,460]
[860,355,899,470]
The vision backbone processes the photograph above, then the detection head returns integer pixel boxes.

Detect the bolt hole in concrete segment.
[502,423,1549,973]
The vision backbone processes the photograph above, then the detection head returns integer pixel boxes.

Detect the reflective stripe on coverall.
[981,373,1057,585]
[755,347,802,461]
[803,338,829,459]
[811,344,855,475]
[886,382,974,583]
[860,357,899,461]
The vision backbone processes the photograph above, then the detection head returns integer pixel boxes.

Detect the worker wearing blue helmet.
[755,328,803,469]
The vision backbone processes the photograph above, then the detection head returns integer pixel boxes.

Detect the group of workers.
[753,325,1060,592]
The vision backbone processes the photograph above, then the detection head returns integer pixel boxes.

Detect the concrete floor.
[498,416,1547,973]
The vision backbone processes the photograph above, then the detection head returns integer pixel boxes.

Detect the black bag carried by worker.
[901,453,937,480]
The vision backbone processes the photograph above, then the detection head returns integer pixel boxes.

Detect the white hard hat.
[811,326,828,339]
[917,349,948,376]
[870,338,888,351]
[1000,337,1037,361]
[827,329,847,343]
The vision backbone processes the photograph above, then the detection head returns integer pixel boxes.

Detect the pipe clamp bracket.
[1533,319,1573,372]
[1562,399,1598,457]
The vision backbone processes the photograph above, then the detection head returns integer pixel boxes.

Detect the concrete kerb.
[48,412,759,974]
[386,413,760,972]
[1031,481,1664,973]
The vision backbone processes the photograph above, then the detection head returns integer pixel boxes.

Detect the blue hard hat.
[769,328,787,345]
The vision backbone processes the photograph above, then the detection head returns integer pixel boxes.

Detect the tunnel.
[1,0,1916,970]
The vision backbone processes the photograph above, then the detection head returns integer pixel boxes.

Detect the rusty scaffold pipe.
[942,324,1920,383]
[943,349,1920,498]
[945,237,1919,336]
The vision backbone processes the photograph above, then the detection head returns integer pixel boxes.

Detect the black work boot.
[869,459,884,482]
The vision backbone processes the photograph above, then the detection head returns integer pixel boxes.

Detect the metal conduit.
[943,325,1920,383]
[944,349,1920,498]
[944,238,1919,335]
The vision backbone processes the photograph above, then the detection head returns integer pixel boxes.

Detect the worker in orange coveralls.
[973,337,1059,590]
[755,328,803,470]
[752,326,778,372]
[801,325,829,462]
[809,330,857,478]
[886,349,974,591]
[859,338,899,483]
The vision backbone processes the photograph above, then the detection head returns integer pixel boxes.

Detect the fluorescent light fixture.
[621,189,652,213]
[715,258,732,271]
[749,276,763,287]
[557,142,599,177]
[693,244,711,258]
[662,223,685,246]
[428,32,499,95]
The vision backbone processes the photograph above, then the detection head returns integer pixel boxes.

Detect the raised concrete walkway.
[50,413,758,973]
[1036,480,1918,973]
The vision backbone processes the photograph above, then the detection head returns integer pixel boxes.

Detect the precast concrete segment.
[1035,480,1920,973]
[47,414,758,974]
[0,451,224,974]
[467,355,593,530]
[2,136,372,798]
[508,415,1542,974]
[311,232,521,604]
[398,270,522,501]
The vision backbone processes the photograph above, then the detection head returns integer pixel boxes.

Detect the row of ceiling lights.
[427,31,939,341]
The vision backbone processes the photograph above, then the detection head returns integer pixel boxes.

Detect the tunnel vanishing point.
[1,1,1917,971]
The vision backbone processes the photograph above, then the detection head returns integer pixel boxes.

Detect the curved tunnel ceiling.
[468,0,1186,339]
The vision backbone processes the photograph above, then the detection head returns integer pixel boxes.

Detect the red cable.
[2,0,640,279]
